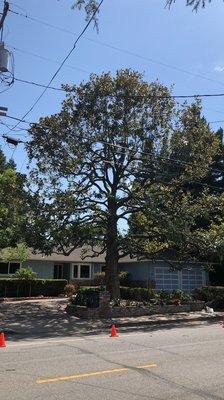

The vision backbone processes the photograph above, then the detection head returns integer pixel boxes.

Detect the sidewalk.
[0,298,223,341]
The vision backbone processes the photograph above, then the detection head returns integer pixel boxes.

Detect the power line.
[1,124,223,189]
[9,45,90,75]
[99,140,224,176]
[14,77,65,92]
[8,6,224,89]
[7,0,104,132]
[13,76,224,99]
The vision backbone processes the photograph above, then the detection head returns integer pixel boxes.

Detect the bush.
[194,286,224,309]
[14,267,37,281]
[71,287,101,308]
[170,289,192,304]
[64,283,77,297]
[120,287,157,302]
[0,279,67,298]
[94,272,105,286]
[119,271,131,286]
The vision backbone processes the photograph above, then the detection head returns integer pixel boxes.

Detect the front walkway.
[0,298,222,341]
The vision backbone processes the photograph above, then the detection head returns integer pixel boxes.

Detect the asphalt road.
[1,323,224,400]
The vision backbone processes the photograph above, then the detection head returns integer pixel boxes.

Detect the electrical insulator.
[0,42,9,73]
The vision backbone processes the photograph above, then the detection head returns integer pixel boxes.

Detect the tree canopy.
[0,148,28,250]
[26,69,223,298]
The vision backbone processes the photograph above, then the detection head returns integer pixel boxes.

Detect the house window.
[9,263,20,274]
[0,262,20,275]
[80,265,90,279]
[71,264,91,280]
[73,265,78,279]
[54,264,63,279]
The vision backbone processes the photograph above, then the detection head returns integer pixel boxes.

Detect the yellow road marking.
[36,363,157,384]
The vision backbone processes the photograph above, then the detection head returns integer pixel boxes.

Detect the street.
[1,322,224,400]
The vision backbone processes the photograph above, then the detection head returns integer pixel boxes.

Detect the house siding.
[23,260,54,279]
[21,258,206,292]
[119,262,155,282]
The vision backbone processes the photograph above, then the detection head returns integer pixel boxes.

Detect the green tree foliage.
[72,0,220,24]
[0,243,28,264]
[0,148,28,250]
[14,267,37,281]
[128,107,224,267]
[26,70,222,298]
[167,0,217,10]
[14,267,37,298]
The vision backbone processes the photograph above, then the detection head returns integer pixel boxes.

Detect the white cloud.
[214,65,224,72]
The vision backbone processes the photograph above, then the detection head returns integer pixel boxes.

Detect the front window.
[9,262,20,274]
[80,265,90,279]
[73,265,78,279]
[72,264,91,279]
[0,262,20,275]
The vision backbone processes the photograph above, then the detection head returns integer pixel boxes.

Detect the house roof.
[27,247,209,265]
[28,247,106,263]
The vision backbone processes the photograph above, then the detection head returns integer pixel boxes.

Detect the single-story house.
[0,248,209,292]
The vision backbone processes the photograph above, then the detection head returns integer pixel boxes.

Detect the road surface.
[1,322,224,399]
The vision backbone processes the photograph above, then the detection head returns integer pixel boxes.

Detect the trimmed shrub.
[0,279,67,298]
[194,286,224,309]
[71,287,101,308]
[120,287,157,302]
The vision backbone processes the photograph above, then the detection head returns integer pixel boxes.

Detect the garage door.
[182,268,204,292]
[155,267,179,291]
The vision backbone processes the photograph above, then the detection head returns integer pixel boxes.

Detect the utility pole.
[0,1,9,34]
[0,2,9,120]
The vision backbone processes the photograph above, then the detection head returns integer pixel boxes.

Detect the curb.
[112,314,222,328]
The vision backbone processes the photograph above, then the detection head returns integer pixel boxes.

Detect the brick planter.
[66,301,205,319]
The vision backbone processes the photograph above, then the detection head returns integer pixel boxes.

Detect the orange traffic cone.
[110,324,118,337]
[0,332,6,348]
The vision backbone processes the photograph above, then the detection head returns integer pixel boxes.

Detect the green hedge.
[71,286,101,308]
[72,286,193,304]
[194,286,224,309]
[120,287,157,302]
[0,279,67,298]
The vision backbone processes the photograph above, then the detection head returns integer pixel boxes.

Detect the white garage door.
[155,267,179,291]
[182,268,204,292]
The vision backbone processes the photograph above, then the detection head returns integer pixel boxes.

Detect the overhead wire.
[6,0,105,132]
[11,76,224,99]
[1,121,223,190]
[9,45,90,75]
[8,7,224,89]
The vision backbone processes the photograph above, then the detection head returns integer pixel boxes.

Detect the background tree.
[27,69,220,298]
[0,148,28,250]
[128,105,224,267]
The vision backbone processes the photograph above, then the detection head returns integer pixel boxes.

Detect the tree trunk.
[105,198,120,299]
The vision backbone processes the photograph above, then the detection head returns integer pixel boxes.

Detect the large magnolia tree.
[26,70,222,298]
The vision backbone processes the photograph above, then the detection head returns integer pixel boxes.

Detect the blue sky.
[1,0,224,171]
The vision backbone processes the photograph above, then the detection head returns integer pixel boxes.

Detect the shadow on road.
[0,299,221,342]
